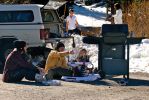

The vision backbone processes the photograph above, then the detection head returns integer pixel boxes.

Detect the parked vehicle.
[0,1,68,70]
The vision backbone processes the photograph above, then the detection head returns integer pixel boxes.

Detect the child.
[73,49,91,76]
[76,49,90,62]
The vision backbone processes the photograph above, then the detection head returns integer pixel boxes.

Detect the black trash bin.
[83,24,144,79]
[98,24,129,79]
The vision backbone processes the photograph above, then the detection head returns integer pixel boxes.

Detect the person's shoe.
[35,74,46,82]
[42,80,61,86]
[118,79,128,86]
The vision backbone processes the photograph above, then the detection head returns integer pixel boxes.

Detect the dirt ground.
[0,72,149,100]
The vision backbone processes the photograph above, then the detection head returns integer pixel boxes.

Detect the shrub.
[124,1,149,37]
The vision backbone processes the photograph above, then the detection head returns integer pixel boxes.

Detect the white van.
[0,1,67,69]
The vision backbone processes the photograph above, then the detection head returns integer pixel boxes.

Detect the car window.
[0,11,34,22]
[41,10,54,22]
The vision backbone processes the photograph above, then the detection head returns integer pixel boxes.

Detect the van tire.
[0,60,3,73]
[3,45,14,60]
[0,43,14,69]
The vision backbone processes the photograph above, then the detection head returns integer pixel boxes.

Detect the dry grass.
[124,1,149,37]
[81,1,149,37]
[80,27,101,36]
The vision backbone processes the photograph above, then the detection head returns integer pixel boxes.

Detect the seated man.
[2,40,44,83]
[45,42,74,80]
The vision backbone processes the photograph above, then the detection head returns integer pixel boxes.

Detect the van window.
[41,10,54,22]
[0,11,34,22]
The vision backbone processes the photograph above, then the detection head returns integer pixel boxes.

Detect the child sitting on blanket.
[75,49,90,62]
[72,49,93,77]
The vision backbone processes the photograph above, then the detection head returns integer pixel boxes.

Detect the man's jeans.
[68,28,81,36]
[45,67,73,80]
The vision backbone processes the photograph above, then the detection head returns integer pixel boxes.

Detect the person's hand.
[69,50,75,54]
[37,67,45,75]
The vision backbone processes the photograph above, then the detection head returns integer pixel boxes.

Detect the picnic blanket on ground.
[61,74,100,82]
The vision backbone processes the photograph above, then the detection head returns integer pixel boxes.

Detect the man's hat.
[13,40,26,49]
